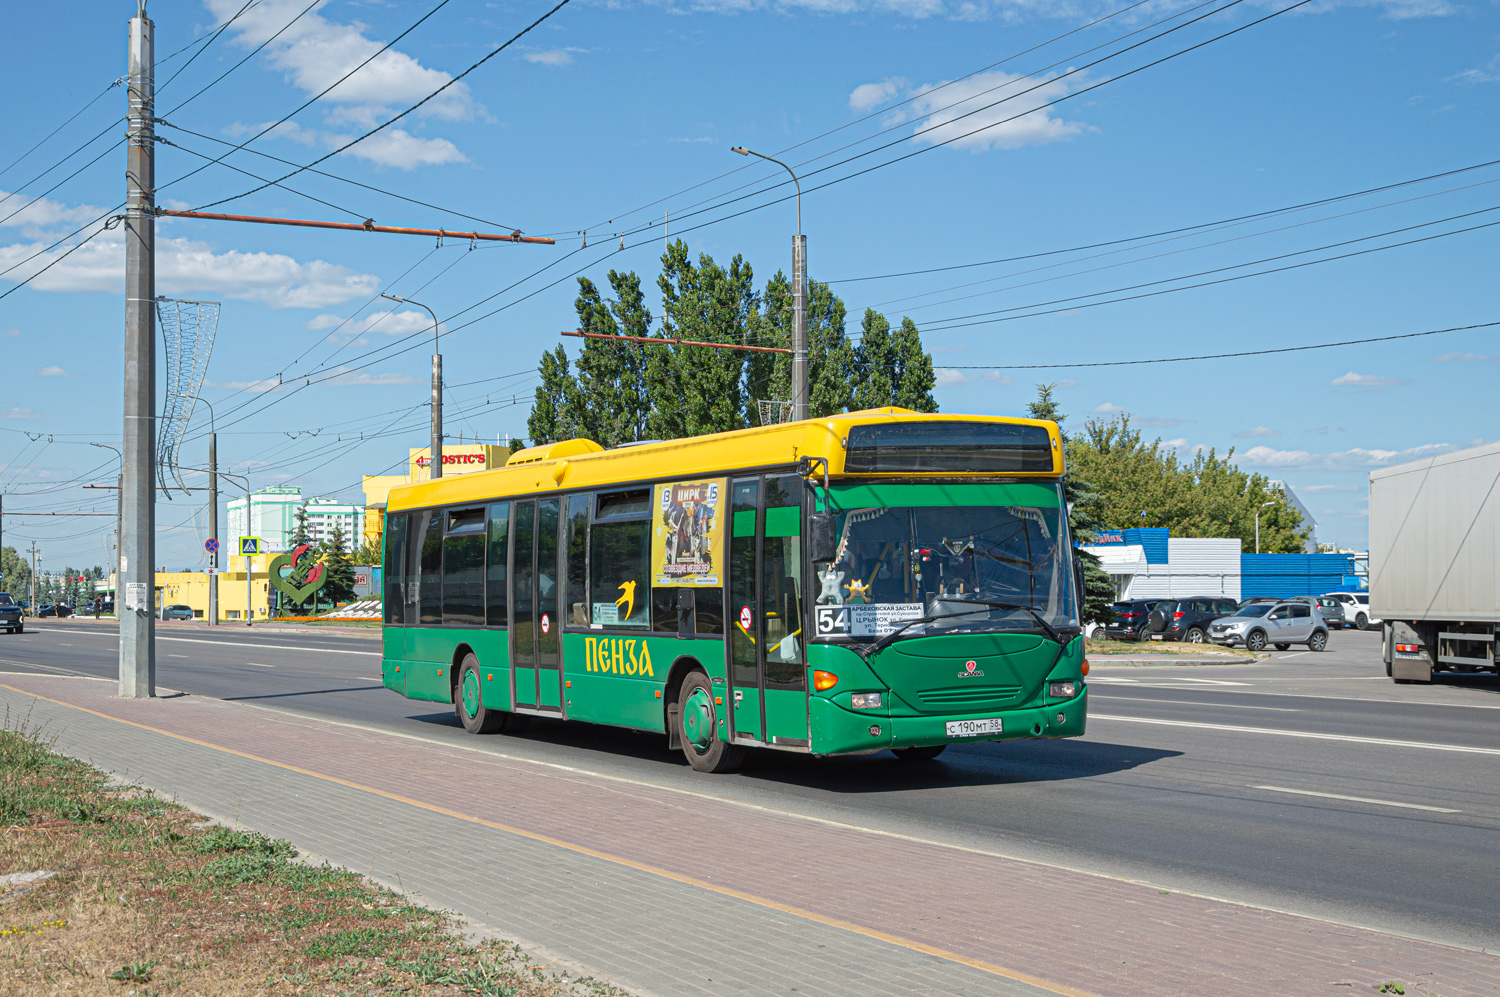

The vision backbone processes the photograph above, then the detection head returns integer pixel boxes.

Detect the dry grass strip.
[0,711,625,996]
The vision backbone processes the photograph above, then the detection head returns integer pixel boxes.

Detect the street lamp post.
[1255,500,1276,555]
[732,146,807,422]
[382,293,443,478]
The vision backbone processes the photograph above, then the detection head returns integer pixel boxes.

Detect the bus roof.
[387,408,1062,512]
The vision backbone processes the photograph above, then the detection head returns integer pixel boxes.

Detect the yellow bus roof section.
[387,409,1063,512]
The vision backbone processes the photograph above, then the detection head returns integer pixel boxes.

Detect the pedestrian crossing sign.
[239,537,263,556]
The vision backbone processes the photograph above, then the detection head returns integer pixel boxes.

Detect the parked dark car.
[1289,595,1346,629]
[37,603,71,618]
[160,604,194,621]
[1145,596,1242,643]
[1103,600,1170,641]
[0,592,22,634]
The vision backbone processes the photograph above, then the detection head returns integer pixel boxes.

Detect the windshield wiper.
[869,599,1064,653]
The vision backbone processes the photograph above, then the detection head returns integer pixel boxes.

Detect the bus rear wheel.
[893,745,947,762]
[454,654,519,735]
[677,672,744,774]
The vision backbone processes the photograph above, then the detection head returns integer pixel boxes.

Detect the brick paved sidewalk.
[2,672,1495,997]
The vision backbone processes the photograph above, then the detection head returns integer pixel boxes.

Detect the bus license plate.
[946,718,1003,738]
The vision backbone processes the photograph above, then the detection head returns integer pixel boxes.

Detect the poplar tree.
[572,272,652,447]
[526,345,580,446]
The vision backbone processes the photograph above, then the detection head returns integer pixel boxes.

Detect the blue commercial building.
[1239,554,1364,599]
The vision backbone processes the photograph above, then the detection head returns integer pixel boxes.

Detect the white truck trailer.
[1369,440,1500,683]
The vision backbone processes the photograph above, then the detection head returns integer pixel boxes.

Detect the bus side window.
[485,502,509,627]
[419,511,443,625]
[590,519,650,628]
[442,507,486,627]
[696,587,724,635]
[383,513,407,626]
[405,510,434,627]
[565,493,590,627]
[652,586,678,634]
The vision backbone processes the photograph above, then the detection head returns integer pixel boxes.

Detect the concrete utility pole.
[208,431,218,625]
[121,1,156,697]
[29,542,38,616]
[732,146,807,420]
[382,293,442,478]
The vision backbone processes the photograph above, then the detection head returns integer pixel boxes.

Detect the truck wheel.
[1274,643,1290,651]
[1246,630,1267,652]
[678,671,744,774]
[1308,630,1327,652]
[893,745,947,762]
[1355,613,1368,630]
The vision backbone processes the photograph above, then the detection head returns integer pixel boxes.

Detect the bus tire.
[454,654,509,735]
[893,745,946,762]
[677,671,744,774]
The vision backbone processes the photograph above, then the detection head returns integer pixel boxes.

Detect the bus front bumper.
[809,688,1088,755]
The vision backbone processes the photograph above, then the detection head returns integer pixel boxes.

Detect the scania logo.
[958,659,984,678]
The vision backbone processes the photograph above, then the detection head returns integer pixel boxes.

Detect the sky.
[1,0,1497,570]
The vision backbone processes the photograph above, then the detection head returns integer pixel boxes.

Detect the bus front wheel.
[677,672,744,774]
[454,655,523,735]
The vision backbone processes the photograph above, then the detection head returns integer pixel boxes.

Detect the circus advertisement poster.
[651,478,726,587]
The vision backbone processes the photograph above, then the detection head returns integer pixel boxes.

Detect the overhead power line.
[933,320,1500,370]
[0,79,122,185]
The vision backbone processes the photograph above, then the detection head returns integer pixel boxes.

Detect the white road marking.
[359,677,383,682]
[242,662,274,668]
[1092,695,1298,712]
[1252,785,1461,814]
[168,654,189,658]
[1091,713,1500,755]
[1275,652,1310,660]
[156,636,379,656]
[58,643,72,646]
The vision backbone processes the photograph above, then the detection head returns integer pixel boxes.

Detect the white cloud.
[2,408,40,420]
[849,77,906,112]
[1232,426,1280,438]
[0,328,17,336]
[1054,379,1080,388]
[324,367,422,386]
[36,366,71,376]
[208,0,474,120]
[0,190,102,239]
[906,69,1088,152]
[934,368,1014,386]
[1434,352,1498,362]
[332,128,466,169]
[525,48,584,67]
[223,120,320,147]
[1330,370,1407,388]
[1091,402,1124,414]
[208,377,284,393]
[307,309,445,337]
[1239,442,1460,472]
[0,217,379,308]
[1164,438,1188,448]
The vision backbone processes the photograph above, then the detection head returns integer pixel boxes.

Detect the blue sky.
[1,0,1497,568]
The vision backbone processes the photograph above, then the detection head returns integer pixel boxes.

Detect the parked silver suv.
[1209,600,1329,652]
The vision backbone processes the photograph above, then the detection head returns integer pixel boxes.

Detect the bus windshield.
[817,488,1077,639]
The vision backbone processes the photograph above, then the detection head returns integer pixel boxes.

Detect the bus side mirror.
[1073,556,1087,603]
[808,513,837,564]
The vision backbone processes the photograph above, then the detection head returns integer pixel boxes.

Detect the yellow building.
[362,443,509,554]
[108,554,277,622]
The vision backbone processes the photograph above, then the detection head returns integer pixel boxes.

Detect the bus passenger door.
[511,500,537,708]
[759,474,808,747]
[727,478,762,742]
[535,498,562,712]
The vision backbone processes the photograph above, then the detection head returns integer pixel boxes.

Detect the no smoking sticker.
[739,606,752,630]
[541,614,551,634]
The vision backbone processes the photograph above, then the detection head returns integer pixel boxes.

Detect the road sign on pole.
[205,538,219,554]
[239,537,262,556]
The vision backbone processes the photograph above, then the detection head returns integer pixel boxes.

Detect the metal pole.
[1255,501,1274,555]
[208,431,218,625]
[731,147,806,420]
[381,294,442,478]
[29,542,38,618]
[246,547,253,627]
[121,2,156,697]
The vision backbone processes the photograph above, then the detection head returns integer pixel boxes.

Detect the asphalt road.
[3,620,1498,951]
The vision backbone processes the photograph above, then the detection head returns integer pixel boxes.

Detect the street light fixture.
[732,146,807,421]
[1255,500,1276,554]
[382,293,444,479]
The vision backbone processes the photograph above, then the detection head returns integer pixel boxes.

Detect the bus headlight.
[849,692,883,710]
[1048,681,1078,699]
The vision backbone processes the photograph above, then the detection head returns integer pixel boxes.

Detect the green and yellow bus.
[381,408,1088,772]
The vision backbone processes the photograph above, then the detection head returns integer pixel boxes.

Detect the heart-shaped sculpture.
[268,543,327,606]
